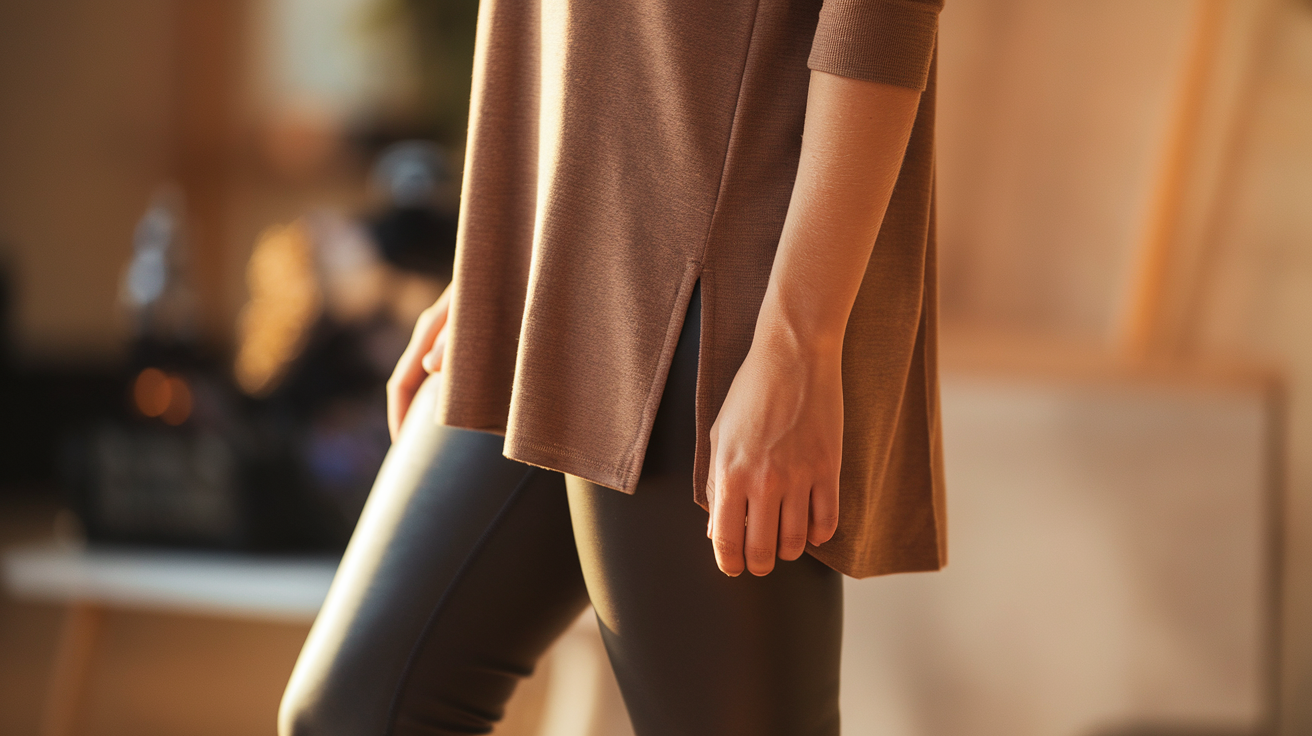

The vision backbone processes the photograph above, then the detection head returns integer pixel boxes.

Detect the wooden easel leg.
[40,602,105,736]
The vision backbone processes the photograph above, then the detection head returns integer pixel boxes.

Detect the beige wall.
[0,0,175,361]
[937,0,1312,730]
[0,0,363,364]
[935,0,1278,344]
[937,0,1194,338]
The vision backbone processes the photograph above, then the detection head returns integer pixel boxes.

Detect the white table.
[2,544,338,736]
[1,544,618,736]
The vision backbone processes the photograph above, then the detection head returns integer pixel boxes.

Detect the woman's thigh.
[566,285,844,736]
[279,377,590,736]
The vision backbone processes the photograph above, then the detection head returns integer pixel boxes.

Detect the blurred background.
[0,0,1309,734]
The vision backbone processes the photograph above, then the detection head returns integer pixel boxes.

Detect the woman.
[280,0,945,733]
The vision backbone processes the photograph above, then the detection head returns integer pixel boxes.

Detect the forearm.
[753,70,921,355]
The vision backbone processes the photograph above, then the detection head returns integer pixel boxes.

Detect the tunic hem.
[504,436,631,493]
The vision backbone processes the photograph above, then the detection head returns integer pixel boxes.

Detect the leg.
[280,376,590,736]
[566,285,844,736]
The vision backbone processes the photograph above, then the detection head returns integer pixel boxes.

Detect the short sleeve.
[807,0,943,91]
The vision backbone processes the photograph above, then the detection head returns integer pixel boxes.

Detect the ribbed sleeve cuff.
[807,0,942,91]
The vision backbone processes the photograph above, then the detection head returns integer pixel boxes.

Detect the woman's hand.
[702,71,921,575]
[386,286,452,440]
[706,330,842,576]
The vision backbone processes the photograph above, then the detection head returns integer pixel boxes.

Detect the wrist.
[753,287,848,357]
[752,303,846,361]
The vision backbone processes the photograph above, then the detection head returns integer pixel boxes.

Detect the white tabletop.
[2,543,339,623]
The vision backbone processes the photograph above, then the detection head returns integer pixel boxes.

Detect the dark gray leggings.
[278,287,843,736]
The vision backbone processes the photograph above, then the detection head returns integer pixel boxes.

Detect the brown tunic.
[436,0,945,578]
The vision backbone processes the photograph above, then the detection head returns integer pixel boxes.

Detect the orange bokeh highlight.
[161,376,192,426]
[133,368,170,417]
[133,368,193,425]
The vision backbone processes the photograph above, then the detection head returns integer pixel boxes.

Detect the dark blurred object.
[366,141,457,280]
[61,367,349,551]
[370,206,455,278]
[230,203,444,541]
[375,0,480,147]
[0,249,12,370]
[0,368,123,496]
[253,317,395,536]
[61,141,454,551]
[0,252,123,496]
[57,192,351,550]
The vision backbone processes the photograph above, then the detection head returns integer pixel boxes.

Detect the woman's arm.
[705,70,921,576]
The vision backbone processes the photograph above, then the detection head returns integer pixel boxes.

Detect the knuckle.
[745,544,776,561]
[746,466,776,493]
[721,465,751,486]
[778,532,808,551]
[744,479,775,501]
[717,484,746,506]
[708,467,729,490]
[712,537,739,557]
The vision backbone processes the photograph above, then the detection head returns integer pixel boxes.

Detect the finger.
[386,352,428,440]
[744,490,780,576]
[777,491,810,561]
[711,480,746,577]
[705,477,714,538]
[807,477,840,546]
[404,288,452,368]
[705,420,720,539]
[386,301,449,440]
[421,329,448,373]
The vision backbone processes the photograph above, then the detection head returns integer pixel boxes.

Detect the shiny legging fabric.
[279,287,843,736]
